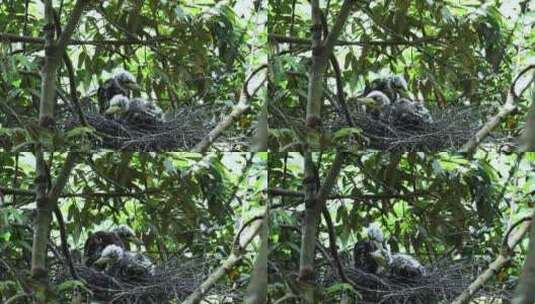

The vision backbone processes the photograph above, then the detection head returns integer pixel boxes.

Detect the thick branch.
[451,213,532,304]
[322,0,356,54]
[462,65,535,154]
[182,216,265,304]
[268,187,433,201]
[31,152,79,285]
[269,34,440,47]
[0,187,163,202]
[305,0,355,130]
[56,0,89,50]
[305,0,326,129]
[0,186,35,196]
[513,212,535,304]
[298,152,345,303]
[30,150,50,282]
[0,32,175,46]
[39,0,59,127]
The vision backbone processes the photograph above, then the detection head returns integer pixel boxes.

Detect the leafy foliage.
[0,1,266,150]
[269,151,535,301]
[268,0,535,150]
[0,152,266,302]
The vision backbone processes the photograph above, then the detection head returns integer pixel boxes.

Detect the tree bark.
[244,209,269,304]
[30,152,79,301]
[31,1,88,294]
[462,65,534,155]
[305,0,355,131]
[182,216,265,304]
[521,83,535,150]
[39,0,89,128]
[451,214,532,304]
[513,213,535,304]
[298,152,345,303]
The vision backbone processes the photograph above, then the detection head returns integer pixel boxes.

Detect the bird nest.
[269,103,496,151]
[334,105,485,151]
[64,105,221,151]
[52,258,237,304]
[319,259,510,304]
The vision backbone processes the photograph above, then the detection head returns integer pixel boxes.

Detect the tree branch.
[31,151,79,288]
[193,94,249,153]
[0,32,176,46]
[298,152,345,303]
[47,153,79,203]
[451,213,532,304]
[56,0,90,50]
[462,65,535,155]
[182,214,265,304]
[316,152,345,203]
[269,34,440,47]
[267,187,434,201]
[305,0,355,130]
[193,64,265,152]
[322,206,350,284]
[322,0,356,54]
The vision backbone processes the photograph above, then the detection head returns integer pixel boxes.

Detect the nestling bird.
[387,253,427,279]
[83,231,125,268]
[353,240,387,274]
[353,223,390,274]
[353,223,427,279]
[105,95,164,123]
[94,244,155,280]
[359,90,392,119]
[111,225,143,250]
[363,75,409,103]
[389,98,434,126]
[97,69,140,114]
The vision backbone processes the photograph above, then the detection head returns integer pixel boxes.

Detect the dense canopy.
[0,0,267,151]
[269,0,535,151]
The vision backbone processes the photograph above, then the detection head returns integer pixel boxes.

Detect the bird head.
[366,223,389,265]
[366,222,384,243]
[389,75,408,92]
[105,95,130,115]
[94,244,124,267]
[363,90,391,108]
[354,240,388,272]
[113,69,141,92]
[112,225,143,246]
[369,246,388,267]
[144,100,163,117]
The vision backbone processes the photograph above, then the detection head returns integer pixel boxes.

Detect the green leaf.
[333,127,362,139]
[57,280,93,295]
[65,127,95,139]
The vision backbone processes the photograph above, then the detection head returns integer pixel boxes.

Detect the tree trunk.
[30,0,89,290]
[512,216,535,304]
[30,153,79,302]
[298,152,345,303]
[521,86,535,150]
[245,210,269,304]
[298,153,322,303]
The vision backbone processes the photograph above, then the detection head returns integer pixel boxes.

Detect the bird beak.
[105,105,121,115]
[359,97,376,107]
[94,256,110,266]
[129,236,143,246]
[124,82,141,91]
[370,249,387,266]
